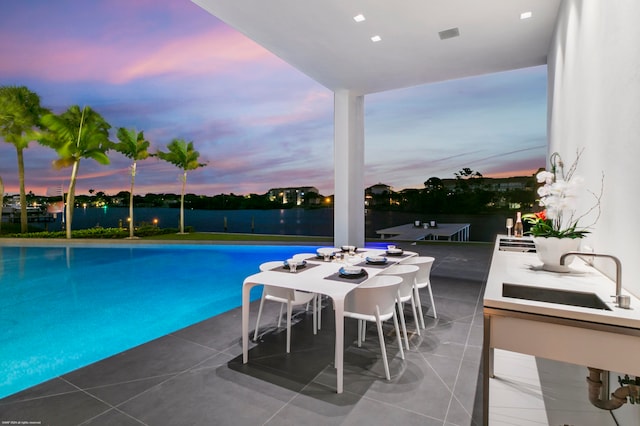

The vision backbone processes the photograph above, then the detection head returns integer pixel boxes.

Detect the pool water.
[0,243,323,399]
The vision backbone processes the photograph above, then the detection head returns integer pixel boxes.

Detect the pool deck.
[1,241,616,425]
[0,242,489,425]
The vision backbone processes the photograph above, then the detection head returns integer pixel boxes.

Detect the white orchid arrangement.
[524,150,603,239]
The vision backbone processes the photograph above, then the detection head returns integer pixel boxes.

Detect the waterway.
[41,207,507,242]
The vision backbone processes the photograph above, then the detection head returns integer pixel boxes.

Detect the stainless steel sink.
[502,283,612,311]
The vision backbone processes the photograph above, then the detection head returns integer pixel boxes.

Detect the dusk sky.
[0,0,547,197]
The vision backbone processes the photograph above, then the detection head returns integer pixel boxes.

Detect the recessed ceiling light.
[438,28,460,40]
[371,35,382,42]
[353,14,365,23]
[520,11,532,19]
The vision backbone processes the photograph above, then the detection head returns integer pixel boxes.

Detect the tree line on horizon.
[0,85,206,237]
[20,166,536,218]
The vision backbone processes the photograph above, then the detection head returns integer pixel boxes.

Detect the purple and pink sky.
[0,0,547,197]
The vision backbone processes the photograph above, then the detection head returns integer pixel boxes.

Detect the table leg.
[333,297,345,394]
[242,281,257,364]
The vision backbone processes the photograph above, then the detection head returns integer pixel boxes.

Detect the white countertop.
[484,236,640,329]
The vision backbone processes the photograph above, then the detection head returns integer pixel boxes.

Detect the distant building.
[267,186,320,206]
[365,183,393,207]
[367,183,391,195]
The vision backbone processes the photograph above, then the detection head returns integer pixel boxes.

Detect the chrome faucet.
[560,252,627,308]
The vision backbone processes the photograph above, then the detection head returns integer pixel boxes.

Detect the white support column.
[333,90,365,248]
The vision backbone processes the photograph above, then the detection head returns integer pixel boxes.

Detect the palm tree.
[113,128,150,238]
[39,105,112,239]
[0,85,48,233]
[156,139,206,233]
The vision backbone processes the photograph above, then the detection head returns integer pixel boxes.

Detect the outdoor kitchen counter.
[481,235,640,425]
[484,236,640,328]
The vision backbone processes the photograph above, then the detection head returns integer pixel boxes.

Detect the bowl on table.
[366,255,388,265]
[339,265,364,277]
[386,247,403,256]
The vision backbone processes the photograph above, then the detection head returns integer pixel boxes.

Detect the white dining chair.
[379,263,420,349]
[343,274,405,380]
[292,252,324,330]
[253,261,318,353]
[400,256,436,328]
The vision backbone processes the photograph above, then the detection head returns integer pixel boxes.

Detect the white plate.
[366,256,387,264]
[284,259,307,267]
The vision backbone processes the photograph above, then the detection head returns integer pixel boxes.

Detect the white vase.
[532,237,581,272]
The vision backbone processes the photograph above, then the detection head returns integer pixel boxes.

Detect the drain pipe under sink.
[587,367,638,410]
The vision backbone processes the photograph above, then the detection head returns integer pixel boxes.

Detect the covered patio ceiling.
[192,0,562,95]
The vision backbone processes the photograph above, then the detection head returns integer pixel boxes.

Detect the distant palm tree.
[156,139,206,233]
[0,85,48,233]
[39,105,112,239]
[113,128,150,238]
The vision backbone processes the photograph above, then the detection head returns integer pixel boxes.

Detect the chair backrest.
[345,275,402,317]
[380,264,419,298]
[400,256,434,284]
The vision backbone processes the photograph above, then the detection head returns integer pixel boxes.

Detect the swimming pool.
[0,243,328,399]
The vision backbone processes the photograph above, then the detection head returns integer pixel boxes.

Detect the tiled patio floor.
[1,243,493,425]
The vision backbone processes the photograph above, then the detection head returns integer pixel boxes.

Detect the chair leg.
[427,282,437,319]
[414,286,426,329]
[253,294,266,340]
[286,300,292,353]
[409,293,421,336]
[397,296,410,350]
[277,303,284,328]
[375,309,391,381]
[312,294,318,335]
[361,319,367,343]
[392,308,405,360]
[357,319,363,347]
[317,294,322,330]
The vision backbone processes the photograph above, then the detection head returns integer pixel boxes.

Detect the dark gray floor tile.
[428,297,479,324]
[172,298,290,355]
[452,356,482,417]
[262,381,362,426]
[62,333,218,390]
[420,352,465,389]
[416,332,467,360]
[0,389,110,426]
[82,408,146,426]
[466,324,483,349]
[431,277,484,302]
[444,392,482,426]
[340,397,444,426]
[422,320,475,349]
[0,377,78,403]
[117,363,297,426]
[83,375,174,407]
[356,353,455,421]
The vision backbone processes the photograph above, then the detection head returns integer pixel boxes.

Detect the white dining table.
[241,249,416,393]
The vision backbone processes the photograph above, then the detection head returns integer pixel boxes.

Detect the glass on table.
[506,218,514,237]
